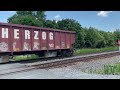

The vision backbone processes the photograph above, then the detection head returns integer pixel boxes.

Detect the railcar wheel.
[61,51,66,57]
[66,50,74,57]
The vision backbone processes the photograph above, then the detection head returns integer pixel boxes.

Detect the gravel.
[24,51,119,66]
[73,55,120,70]
[1,55,120,79]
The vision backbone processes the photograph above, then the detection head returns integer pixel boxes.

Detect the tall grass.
[83,63,120,75]
[13,46,118,61]
[74,46,118,55]
[13,54,39,61]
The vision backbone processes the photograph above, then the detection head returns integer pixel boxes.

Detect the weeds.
[75,46,118,55]
[84,63,120,75]
[13,54,39,61]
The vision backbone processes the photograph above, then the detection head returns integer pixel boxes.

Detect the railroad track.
[0,51,120,77]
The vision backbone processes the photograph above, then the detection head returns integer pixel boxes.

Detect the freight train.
[0,22,76,63]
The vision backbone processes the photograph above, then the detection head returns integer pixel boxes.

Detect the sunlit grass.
[74,46,118,55]
[13,54,39,61]
[83,63,120,75]
[13,46,118,61]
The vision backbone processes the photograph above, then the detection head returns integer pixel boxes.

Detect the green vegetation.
[7,11,120,49]
[7,11,120,60]
[13,54,39,61]
[74,46,118,55]
[8,11,46,27]
[13,47,118,61]
[83,63,120,75]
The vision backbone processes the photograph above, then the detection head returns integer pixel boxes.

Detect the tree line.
[7,11,120,49]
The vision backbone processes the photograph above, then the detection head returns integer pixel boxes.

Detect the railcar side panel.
[22,28,32,51]
[31,29,40,50]
[71,33,76,46]
[0,26,11,52]
[66,33,71,49]
[60,32,66,49]
[0,22,76,54]
[41,29,47,50]
[11,27,22,52]
[48,30,54,50]
[54,31,61,49]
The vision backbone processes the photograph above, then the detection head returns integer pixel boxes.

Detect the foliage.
[7,11,46,27]
[74,46,118,55]
[7,11,119,49]
[113,29,120,44]
[13,54,39,61]
[44,20,58,29]
[84,63,120,75]
[57,19,81,32]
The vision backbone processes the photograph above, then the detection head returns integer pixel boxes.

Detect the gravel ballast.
[0,55,120,79]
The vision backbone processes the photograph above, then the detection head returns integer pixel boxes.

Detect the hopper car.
[0,22,76,63]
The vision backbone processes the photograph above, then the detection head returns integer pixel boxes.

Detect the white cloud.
[54,14,60,19]
[54,14,62,23]
[97,11,112,17]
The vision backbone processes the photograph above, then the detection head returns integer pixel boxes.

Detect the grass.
[13,46,118,61]
[74,46,118,55]
[83,63,120,75]
[13,54,39,61]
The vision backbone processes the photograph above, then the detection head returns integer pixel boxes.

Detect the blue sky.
[0,11,120,32]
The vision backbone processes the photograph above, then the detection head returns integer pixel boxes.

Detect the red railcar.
[0,22,76,63]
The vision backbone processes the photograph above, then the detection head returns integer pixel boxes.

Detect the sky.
[0,11,120,32]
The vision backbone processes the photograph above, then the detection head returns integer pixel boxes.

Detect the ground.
[0,55,120,79]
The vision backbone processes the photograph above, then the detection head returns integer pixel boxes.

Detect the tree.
[113,29,120,45]
[7,12,117,48]
[85,27,105,48]
[7,11,46,27]
[44,20,58,29]
[76,27,87,48]
[99,31,115,46]
[57,19,81,32]
[16,11,33,16]
[34,11,46,21]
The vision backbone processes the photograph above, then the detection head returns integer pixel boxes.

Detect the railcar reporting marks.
[2,28,8,38]
[1,28,54,40]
